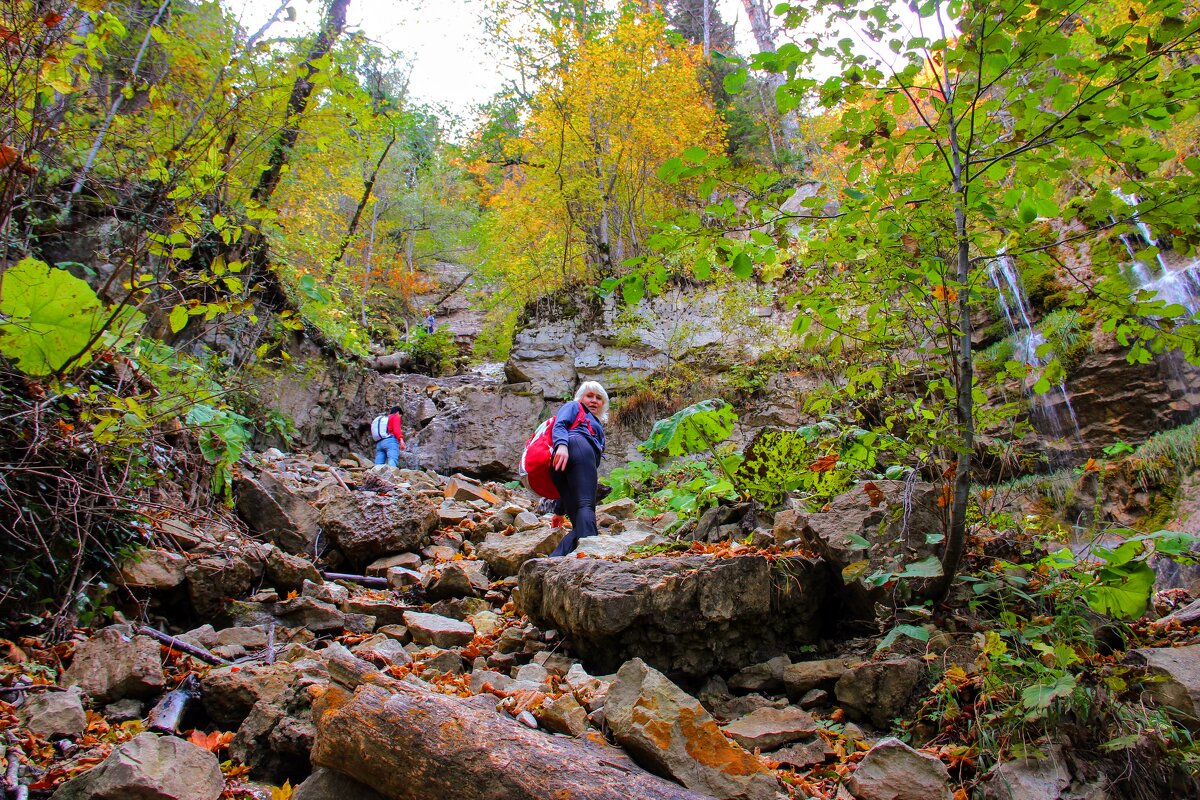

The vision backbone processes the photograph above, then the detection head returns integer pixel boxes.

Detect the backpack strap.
[569,402,594,435]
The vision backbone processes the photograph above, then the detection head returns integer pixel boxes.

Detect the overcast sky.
[226,0,754,128]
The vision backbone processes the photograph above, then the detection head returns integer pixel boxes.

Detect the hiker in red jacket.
[374,406,406,467]
[549,381,608,557]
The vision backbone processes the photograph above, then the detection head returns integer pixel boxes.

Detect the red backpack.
[518,404,593,499]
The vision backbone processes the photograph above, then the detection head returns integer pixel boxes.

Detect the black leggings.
[549,436,599,556]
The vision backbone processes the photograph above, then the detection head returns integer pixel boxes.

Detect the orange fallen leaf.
[862,481,884,508]
[42,11,65,27]
[810,453,839,473]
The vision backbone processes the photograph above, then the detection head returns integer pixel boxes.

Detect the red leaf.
[862,481,884,507]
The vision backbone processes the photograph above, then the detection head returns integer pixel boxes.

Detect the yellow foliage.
[482,7,725,307]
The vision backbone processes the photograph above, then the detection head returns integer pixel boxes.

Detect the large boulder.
[476,527,564,578]
[201,662,298,728]
[835,658,925,728]
[319,492,438,566]
[185,548,265,619]
[235,471,322,555]
[517,553,830,677]
[604,658,779,800]
[117,548,187,589]
[49,732,223,800]
[19,685,87,739]
[781,480,944,618]
[402,380,545,479]
[64,627,165,704]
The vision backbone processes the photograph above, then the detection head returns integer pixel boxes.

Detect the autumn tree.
[477,3,725,313]
[637,0,1200,599]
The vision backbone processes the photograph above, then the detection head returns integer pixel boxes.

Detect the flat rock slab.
[721,706,818,751]
[575,530,666,558]
[403,610,475,648]
[517,553,830,676]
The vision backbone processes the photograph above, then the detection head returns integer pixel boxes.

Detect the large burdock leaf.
[639,399,737,458]
[0,258,106,375]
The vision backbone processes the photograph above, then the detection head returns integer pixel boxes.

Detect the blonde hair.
[575,380,610,424]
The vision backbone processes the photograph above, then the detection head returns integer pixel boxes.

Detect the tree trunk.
[933,21,972,602]
[245,0,351,310]
[739,0,800,146]
[61,0,173,220]
[312,646,713,800]
[334,130,396,265]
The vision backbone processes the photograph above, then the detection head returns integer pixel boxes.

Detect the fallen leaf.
[810,453,839,473]
[862,481,884,507]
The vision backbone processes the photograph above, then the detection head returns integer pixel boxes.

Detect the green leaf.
[897,555,943,578]
[169,305,189,334]
[731,251,753,278]
[0,258,110,376]
[1021,674,1077,711]
[876,624,930,652]
[723,68,747,94]
[847,533,871,549]
[639,399,737,458]
[1086,560,1156,619]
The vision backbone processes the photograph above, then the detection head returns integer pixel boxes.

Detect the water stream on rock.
[988,255,1084,464]
[1116,193,1200,414]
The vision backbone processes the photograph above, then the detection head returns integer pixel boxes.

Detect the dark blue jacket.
[552,400,605,459]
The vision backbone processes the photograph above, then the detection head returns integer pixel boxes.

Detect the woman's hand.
[552,444,569,470]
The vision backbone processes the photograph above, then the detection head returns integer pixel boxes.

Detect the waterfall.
[1116,193,1200,411]
[988,255,1084,462]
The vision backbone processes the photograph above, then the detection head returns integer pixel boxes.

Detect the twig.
[4,732,23,799]
[133,625,232,666]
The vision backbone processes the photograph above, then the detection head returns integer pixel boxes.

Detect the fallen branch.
[321,572,389,589]
[133,625,232,666]
[148,674,202,734]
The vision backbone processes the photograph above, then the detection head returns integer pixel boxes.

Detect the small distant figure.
[370,405,406,468]
[423,311,436,335]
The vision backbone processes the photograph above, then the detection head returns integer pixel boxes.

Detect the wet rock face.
[517,553,831,677]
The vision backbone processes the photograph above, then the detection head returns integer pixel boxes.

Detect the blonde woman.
[549,381,609,557]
